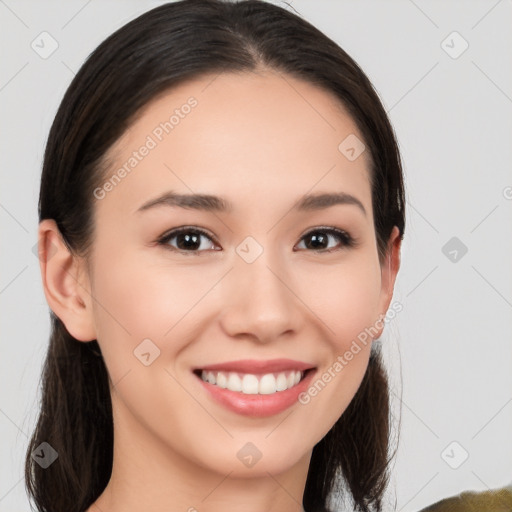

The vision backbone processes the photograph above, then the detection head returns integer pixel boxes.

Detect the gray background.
[1,0,511,511]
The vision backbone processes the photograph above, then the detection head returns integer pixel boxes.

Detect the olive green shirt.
[417,483,512,512]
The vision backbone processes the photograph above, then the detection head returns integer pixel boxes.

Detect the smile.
[196,369,306,395]
[193,367,317,417]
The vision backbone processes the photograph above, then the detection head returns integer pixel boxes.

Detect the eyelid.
[296,226,358,251]
[156,226,219,250]
[156,225,358,253]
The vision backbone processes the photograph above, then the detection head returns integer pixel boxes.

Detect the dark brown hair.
[25,1,406,511]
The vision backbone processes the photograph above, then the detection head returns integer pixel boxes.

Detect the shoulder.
[417,483,512,512]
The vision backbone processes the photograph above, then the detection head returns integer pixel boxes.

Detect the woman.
[25,1,405,511]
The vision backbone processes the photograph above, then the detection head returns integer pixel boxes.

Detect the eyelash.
[156,225,358,255]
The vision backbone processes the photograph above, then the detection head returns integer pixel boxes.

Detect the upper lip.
[193,358,316,374]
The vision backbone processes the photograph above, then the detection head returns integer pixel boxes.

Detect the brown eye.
[296,227,356,252]
[157,225,357,255]
[157,227,218,253]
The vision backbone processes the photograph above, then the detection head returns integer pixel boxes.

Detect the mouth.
[192,367,316,395]
[192,364,318,417]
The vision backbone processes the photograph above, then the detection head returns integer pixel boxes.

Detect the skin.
[38,69,401,512]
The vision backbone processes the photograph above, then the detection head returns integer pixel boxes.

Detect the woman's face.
[72,70,400,479]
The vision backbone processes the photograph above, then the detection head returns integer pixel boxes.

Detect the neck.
[86,393,311,512]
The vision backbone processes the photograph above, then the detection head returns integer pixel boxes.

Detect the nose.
[218,250,304,344]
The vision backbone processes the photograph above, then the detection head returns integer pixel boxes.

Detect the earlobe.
[37,219,97,342]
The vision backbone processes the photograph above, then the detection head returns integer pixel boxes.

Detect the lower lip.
[194,369,317,417]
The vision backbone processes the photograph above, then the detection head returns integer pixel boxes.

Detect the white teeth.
[241,374,259,394]
[216,371,228,388]
[199,370,305,394]
[227,372,242,392]
[276,372,288,391]
[259,373,277,394]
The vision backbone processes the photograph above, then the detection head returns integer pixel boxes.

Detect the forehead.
[98,70,372,218]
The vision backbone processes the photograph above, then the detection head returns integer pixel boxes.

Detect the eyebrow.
[136,190,367,217]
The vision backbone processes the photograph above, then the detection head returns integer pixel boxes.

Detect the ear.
[37,219,97,342]
[373,225,402,339]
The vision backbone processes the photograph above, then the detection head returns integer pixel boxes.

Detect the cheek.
[88,253,207,441]
[294,262,381,433]
[91,242,382,350]
[296,256,382,348]
[89,249,224,363]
